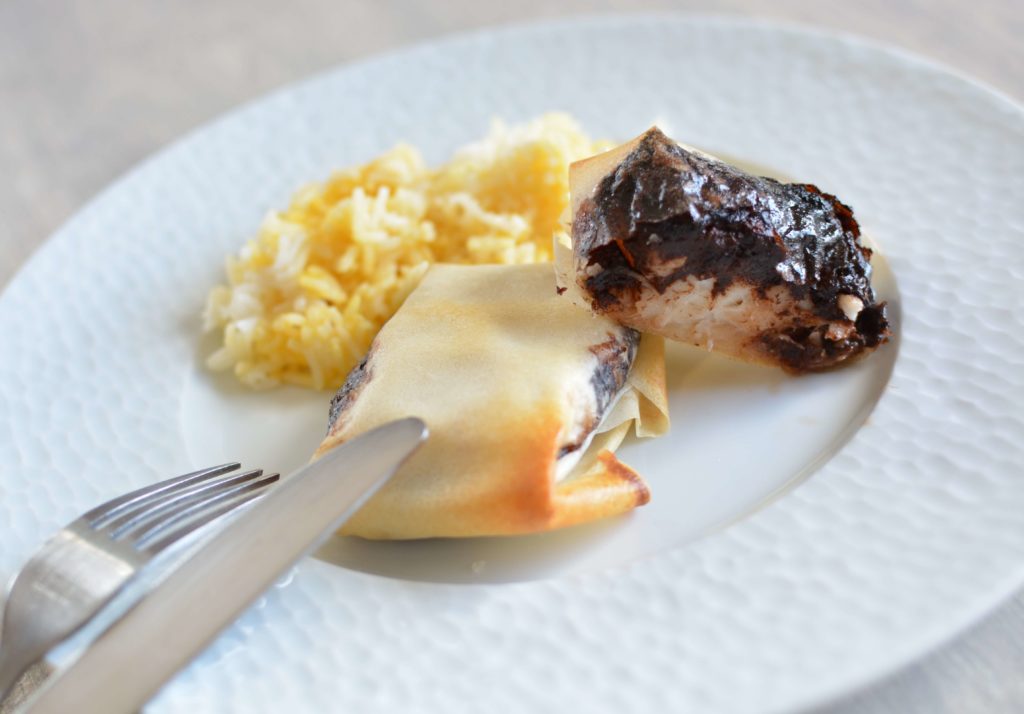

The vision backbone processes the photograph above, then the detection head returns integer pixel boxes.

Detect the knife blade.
[22,417,427,714]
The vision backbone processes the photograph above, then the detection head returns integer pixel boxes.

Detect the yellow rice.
[203,114,608,390]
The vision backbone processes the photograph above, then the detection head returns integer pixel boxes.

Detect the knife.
[21,417,427,714]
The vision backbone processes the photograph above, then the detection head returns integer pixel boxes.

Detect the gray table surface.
[1,1,1022,712]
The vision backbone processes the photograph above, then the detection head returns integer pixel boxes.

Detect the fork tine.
[84,463,241,527]
[104,469,266,540]
[135,474,280,554]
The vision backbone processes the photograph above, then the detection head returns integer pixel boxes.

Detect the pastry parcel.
[314,263,668,539]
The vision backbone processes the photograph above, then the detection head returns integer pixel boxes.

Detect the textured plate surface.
[1,16,1023,714]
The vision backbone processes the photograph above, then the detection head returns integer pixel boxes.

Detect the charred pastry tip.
[598,451,651,506]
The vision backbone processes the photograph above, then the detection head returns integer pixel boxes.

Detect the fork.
[0,462,279,704]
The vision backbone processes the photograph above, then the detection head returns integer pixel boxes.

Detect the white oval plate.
[2,16,1023,714]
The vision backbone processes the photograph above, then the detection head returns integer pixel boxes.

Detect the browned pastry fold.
[314,263,669,539]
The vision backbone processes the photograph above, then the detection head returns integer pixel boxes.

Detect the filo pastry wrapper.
[314,263,669,539]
